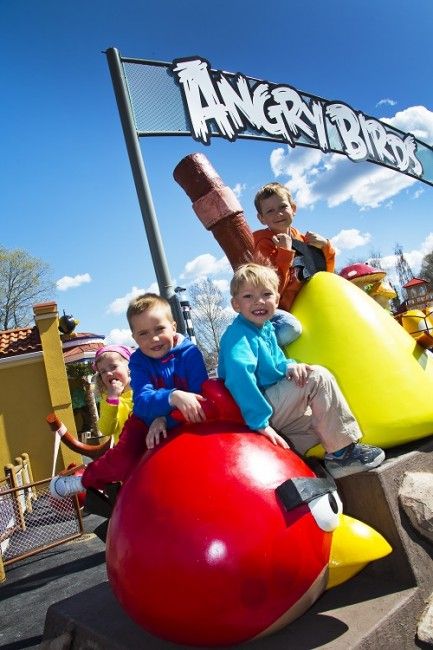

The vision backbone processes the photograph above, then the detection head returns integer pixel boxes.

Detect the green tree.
[0,247,53,329]
[66,361,100,437]
[188,278,233,372]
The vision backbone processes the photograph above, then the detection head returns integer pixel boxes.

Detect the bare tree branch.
[188,278,233,372]
[0,247,54,329]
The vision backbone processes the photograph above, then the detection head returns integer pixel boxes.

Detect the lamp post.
[175,287,196,343]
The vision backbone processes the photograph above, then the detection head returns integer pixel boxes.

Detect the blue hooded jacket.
[130,334,208,429]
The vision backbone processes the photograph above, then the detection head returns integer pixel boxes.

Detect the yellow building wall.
[0,303,82,481]
[0,358,59,479]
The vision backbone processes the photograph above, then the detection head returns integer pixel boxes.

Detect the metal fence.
[0,457,83,582]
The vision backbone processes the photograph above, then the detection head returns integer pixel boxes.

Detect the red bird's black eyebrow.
[276,476,337,512]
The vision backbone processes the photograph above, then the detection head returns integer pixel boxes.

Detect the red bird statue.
[106,381,391,646]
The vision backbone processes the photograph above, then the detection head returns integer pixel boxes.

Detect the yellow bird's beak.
[326,514,392,589]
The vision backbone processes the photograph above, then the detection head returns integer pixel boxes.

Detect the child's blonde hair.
[94,371,105,396]
[230,263,280,297]
[126,293,174,330]
[254,182,296,215]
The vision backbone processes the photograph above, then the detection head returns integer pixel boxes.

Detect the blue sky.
[2,0,433,345]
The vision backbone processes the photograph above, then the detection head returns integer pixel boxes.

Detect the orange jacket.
[253,226,336,311]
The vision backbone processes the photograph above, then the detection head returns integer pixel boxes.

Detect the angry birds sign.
[106,381,391,646]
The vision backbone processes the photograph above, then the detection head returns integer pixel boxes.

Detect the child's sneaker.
[50,475,84,499]
[324,443,385,479]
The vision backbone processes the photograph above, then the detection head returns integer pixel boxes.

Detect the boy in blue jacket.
[51,293,208,496]
[218,263,384,479]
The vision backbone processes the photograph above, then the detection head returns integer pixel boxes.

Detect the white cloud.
[56,273,91,291]
[421,232,433,255]
[382,106,433,143]
[106,284,157,315]
[376,98,397,107]
[104,328,136,347]
[271,146,326,179]
[269,105,433,210]
[270,147,326,208]
[331,229,372,256]
[180,253,230,280]
[270,147,285,176]
[413,188,424,199]
[232,182,246,198]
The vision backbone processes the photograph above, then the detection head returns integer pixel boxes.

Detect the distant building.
[402,277,433,311]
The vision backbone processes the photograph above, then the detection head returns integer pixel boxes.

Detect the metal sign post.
[105,47,185,332]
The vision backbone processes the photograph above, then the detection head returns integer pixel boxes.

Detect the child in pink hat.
[93,344,134,443]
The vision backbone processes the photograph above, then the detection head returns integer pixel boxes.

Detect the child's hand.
[171,391,206,423]
[146,416,167,449]
[304,231,328,249]
[286,363,313,387]
[107,379,124,398]
[257,426,290,449]
[272,233,292,250]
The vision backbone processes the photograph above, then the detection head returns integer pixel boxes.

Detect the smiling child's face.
[131,306,176,359]
[231,281,279,328]
[96,352,130,391]
[257,192,296,234]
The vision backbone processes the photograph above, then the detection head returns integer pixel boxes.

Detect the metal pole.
[105,47,185,332]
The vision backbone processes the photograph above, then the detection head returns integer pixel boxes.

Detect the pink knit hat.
[93,344,133,370]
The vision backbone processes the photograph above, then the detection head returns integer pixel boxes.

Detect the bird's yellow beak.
[326,514,392,589]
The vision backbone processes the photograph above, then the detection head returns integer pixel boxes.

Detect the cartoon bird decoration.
[288,272,433,450]
[58,310,79,336]
[106,380,391,646]
[398,309,433,349]
[339,263,397,311]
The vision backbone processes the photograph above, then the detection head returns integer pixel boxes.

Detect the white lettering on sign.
[171,57,423,178]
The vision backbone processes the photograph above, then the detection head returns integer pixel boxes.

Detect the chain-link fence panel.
[0,478,83,578]
[121,59,278,143]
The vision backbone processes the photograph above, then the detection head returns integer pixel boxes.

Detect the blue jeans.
[271,309,302,347]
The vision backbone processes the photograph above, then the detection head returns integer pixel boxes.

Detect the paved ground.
[0,513,107,650]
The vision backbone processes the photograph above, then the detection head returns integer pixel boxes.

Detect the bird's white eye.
[308,491,343,532]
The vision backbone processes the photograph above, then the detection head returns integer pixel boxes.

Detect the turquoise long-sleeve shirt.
[218,315,295,430]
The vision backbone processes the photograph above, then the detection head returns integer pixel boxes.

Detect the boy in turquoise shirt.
[218,263,384,478]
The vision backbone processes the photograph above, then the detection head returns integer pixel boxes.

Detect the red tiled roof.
[63,341,105,364]
[0,328,105,362]
[0,326,42,359]
[403,277,428,289]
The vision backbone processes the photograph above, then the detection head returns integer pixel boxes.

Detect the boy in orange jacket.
[253,182,335,312]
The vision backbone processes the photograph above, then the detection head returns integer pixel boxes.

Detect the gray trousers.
[265,365,362,455]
